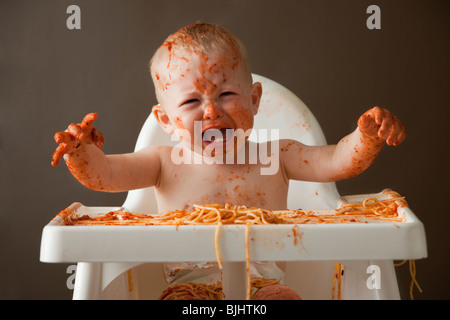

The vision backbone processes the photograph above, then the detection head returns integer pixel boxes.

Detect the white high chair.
[49,74,416,300]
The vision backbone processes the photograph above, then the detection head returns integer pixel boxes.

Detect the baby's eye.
[181,98,199,106]
[219,92,236,98]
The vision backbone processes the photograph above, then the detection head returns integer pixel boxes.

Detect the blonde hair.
[149,22,250,78]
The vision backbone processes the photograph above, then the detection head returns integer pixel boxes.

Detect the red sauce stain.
[174,117,184,129]
[281,141,294,152]
[291,225,306,252]
[66,155,105,191]
[292,225,300,246]
[155,23,244,95]
[346,137,383,178]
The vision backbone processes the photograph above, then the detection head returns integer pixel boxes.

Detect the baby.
[51,22,406,300]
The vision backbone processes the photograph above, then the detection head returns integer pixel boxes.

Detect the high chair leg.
[73,262,102,300]
[222,261,247,300]
[342,260,400,300]
[73,262,142,300]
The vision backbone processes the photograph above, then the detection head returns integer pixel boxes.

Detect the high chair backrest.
[122,74,340,214]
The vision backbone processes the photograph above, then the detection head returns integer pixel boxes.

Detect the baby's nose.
[203,103,223,120]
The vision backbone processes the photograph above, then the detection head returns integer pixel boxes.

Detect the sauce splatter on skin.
[281,141,295,152]
[152,23,244,95]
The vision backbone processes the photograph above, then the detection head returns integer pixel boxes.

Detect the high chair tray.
[40,191,427,263]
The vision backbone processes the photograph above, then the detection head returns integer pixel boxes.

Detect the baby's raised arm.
[281,107,406,182]
[51,113,161,192]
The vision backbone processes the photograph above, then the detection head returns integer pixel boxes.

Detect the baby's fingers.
[51,143,68,166]
[369,106,384,125]
[51,113,101,166]
[358,113,379,137]
[394,129,407,146]
[67,113,98,140]
[52,132,74,166]
[79,113,98,132]
[54,131,73,144]
[377,111,394,140]
[68,123,85,140]
[390,120,407,146]
[92,128,105,149]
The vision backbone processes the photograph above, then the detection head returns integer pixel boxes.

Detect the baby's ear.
[152,105,174,134]
[251,81,262,115]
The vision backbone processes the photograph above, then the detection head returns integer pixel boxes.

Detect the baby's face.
[153,48,261,156]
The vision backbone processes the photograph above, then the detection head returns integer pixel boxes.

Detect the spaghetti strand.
[59,189,417,300]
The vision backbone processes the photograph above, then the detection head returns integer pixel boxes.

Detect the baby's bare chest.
[156,161,289,211]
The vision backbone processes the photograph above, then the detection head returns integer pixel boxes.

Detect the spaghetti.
[64,189,407,226]
[331,262,344,300]
[245,222,251,299]
[58,189,412,300]
[159,282,223,300]
[394,259,422,300]
[158,277,279,300]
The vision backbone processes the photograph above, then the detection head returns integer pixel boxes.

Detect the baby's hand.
[357,107,406,146]
[51,113,104,166]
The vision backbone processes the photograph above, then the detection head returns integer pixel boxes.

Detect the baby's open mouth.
[202,128,234,146]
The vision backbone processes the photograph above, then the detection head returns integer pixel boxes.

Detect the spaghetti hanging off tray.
[55,189,414,300]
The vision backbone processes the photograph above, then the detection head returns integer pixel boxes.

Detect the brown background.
[1,0,449,299]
